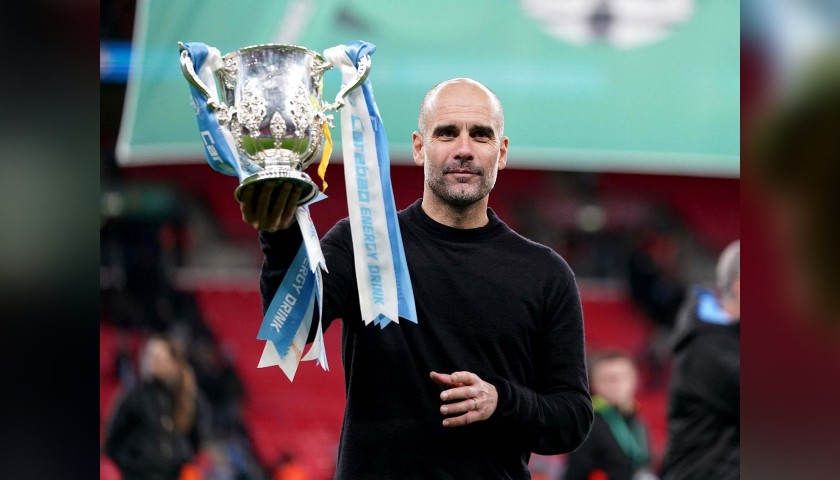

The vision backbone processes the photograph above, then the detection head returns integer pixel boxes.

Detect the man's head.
[588,350,639,414]
[412,78,508,210]
[716,240,741,319]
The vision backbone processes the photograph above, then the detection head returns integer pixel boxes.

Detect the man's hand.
[430,371,498,427]
[239,181,303,232]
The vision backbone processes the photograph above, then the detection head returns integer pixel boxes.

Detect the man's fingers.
[267,183,303,231]
[440,397,479,415]
[239,184,258,224]
[432,370,498,428]
[439,386,476,402]
[442,411,479,427]
[441,397,483,427]
[430,370,472,388]
[253,182,275,229]
[450,371,477,385]
[277,184,303,228]
[266,182,292,229]
[430,371,454,387]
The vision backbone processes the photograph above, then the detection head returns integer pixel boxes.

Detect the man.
[241,78,593,479]
[564,351,656,480]
[659,240,740,479]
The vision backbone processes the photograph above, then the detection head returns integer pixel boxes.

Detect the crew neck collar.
[405,199,504,241]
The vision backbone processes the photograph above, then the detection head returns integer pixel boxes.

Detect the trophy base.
[235,169,319,206]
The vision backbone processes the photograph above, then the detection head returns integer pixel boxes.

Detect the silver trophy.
[179,42,370,204]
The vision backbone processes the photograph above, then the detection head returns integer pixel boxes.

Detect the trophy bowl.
[180,42,370,205]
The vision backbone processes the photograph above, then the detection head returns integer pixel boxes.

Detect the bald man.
[240,78,593,479]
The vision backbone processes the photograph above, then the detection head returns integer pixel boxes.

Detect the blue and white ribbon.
[181,42,260,182]
[296,202,329,371]
[323,41,417,328]
[257,199,329,381]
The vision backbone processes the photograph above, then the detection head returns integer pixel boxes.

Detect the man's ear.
[412,132,424,166]
[498,136,509,171]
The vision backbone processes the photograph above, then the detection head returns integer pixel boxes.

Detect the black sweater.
[260,199,593,479]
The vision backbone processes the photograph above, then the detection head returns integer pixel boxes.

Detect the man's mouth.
[444,166,480,176]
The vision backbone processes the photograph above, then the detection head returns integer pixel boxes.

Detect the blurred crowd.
[99,198,276,479]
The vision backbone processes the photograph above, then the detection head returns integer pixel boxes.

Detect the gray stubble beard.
[424,157,498,209]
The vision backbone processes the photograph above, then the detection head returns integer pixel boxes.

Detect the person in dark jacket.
[240,77,593,479]
[563,351,657,480]
[104,334,209,480]
[660,240,740,480]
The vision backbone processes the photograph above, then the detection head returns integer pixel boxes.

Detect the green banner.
[117,0,739,177]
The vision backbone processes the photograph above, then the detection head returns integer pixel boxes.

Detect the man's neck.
[421,194,489,229]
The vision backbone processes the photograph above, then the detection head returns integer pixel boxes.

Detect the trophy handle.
[323,54,371,111]
[178,41,227,115]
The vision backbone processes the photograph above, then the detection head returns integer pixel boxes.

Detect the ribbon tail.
[274,293,316,382]
[258,341,282,368]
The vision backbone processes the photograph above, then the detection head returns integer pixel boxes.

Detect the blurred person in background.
[625,223,685,388]
[104,333,210,480]
[752,46,840,327]
[563,351,657,480]
[240,77,593,478]
[659,240,740,480]
[742,3,840,477]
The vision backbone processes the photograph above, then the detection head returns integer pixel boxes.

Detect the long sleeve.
[486,272,593,455]
[259,227,305,314]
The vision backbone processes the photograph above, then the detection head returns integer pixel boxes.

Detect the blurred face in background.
[140,337,179,385]
[752,46,840,326]
[591,356,638,414]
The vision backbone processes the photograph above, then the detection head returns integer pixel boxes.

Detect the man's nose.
[454,131,473,159]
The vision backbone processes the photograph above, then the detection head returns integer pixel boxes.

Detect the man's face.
[412,83,508,208]
[591,358,638,411]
